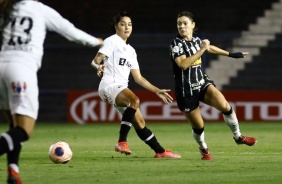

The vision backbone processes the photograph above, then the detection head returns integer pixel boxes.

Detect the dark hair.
[177,11,194,22]
[0,0,17,28]
[110,11,131,31]
[113,11,131,25]
[1,0,36,28]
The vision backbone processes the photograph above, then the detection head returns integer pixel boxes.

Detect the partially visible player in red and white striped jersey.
[0,0,103,183]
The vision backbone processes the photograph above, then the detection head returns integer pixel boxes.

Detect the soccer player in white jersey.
[169,11,257,160]
[0,0,103,183]
[91,11,181,159]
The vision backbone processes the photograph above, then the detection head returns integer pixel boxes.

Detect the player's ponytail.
[0,0,18,29]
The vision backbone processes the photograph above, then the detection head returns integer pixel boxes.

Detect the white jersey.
[0,0,101,119]
[98,34,139,89]
[0,0,100,71]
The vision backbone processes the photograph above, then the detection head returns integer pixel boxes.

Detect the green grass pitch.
[0,122,282,184]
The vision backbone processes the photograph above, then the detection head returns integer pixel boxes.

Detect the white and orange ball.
[48,141,73,164]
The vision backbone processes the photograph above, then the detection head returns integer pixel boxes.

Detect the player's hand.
[97,64,105,77]
[201,39,210,50]
[97,38,104,46]
[156,89,173,104]
[229,52,249,58]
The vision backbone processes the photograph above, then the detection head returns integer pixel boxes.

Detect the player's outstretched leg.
[115,107,135,155]
[223,108,257,146]
[135,126,181,158]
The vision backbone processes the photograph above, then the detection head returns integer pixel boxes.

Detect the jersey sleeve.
[98,37,114,58]
[130,51,139,69]
[170,38,185,60]
[40,3,100,47]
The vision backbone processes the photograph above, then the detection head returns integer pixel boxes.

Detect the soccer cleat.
[7,167,23,184]
[234,135,257,146]
[154,149,181,158]
[115,142,132,155]
[199,148,212,160]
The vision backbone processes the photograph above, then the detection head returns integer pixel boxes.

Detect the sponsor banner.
[67,90,282,124]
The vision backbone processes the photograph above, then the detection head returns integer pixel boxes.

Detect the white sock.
[223,111,241,139]
[9,163,19,173]
[192,130,207,149]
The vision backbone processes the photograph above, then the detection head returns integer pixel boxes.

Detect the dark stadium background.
[1,0,281,122]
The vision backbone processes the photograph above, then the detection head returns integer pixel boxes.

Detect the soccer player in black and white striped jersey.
[169,11,257,160]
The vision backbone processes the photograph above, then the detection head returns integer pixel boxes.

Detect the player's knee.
[130,96,140,109]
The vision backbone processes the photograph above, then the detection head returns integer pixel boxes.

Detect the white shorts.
[98,83,127,115]
[98,83,127,106]
[0,62,39,119]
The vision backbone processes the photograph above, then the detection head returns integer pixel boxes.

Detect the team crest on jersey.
[11,82,27,94]
[173,43,184,54]
[173,46,179,53]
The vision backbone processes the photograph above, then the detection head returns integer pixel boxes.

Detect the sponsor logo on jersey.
[191,58,202,66]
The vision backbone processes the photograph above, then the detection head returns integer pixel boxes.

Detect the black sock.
[7,145,22,166]
[192,127,204,135]
[135,126,165,153]
[0,127,28,159]
[0,136,9,155]
[118,123,131,142]
[222,106,233,115]
[118,107,136,142]
[9,122,14,130]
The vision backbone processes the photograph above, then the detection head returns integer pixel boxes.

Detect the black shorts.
[176,74,215,112]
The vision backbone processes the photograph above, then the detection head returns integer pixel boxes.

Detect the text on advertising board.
[67,90,282,124]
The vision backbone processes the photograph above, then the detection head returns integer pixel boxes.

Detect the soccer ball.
[48,141,73,164]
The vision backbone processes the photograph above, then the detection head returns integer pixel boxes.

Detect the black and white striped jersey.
[169,35,206,97]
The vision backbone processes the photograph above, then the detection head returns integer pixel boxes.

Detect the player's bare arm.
[131,69,173,104]
[208,45,249,58]
[91,52,106,77]
[207,45,229,56]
